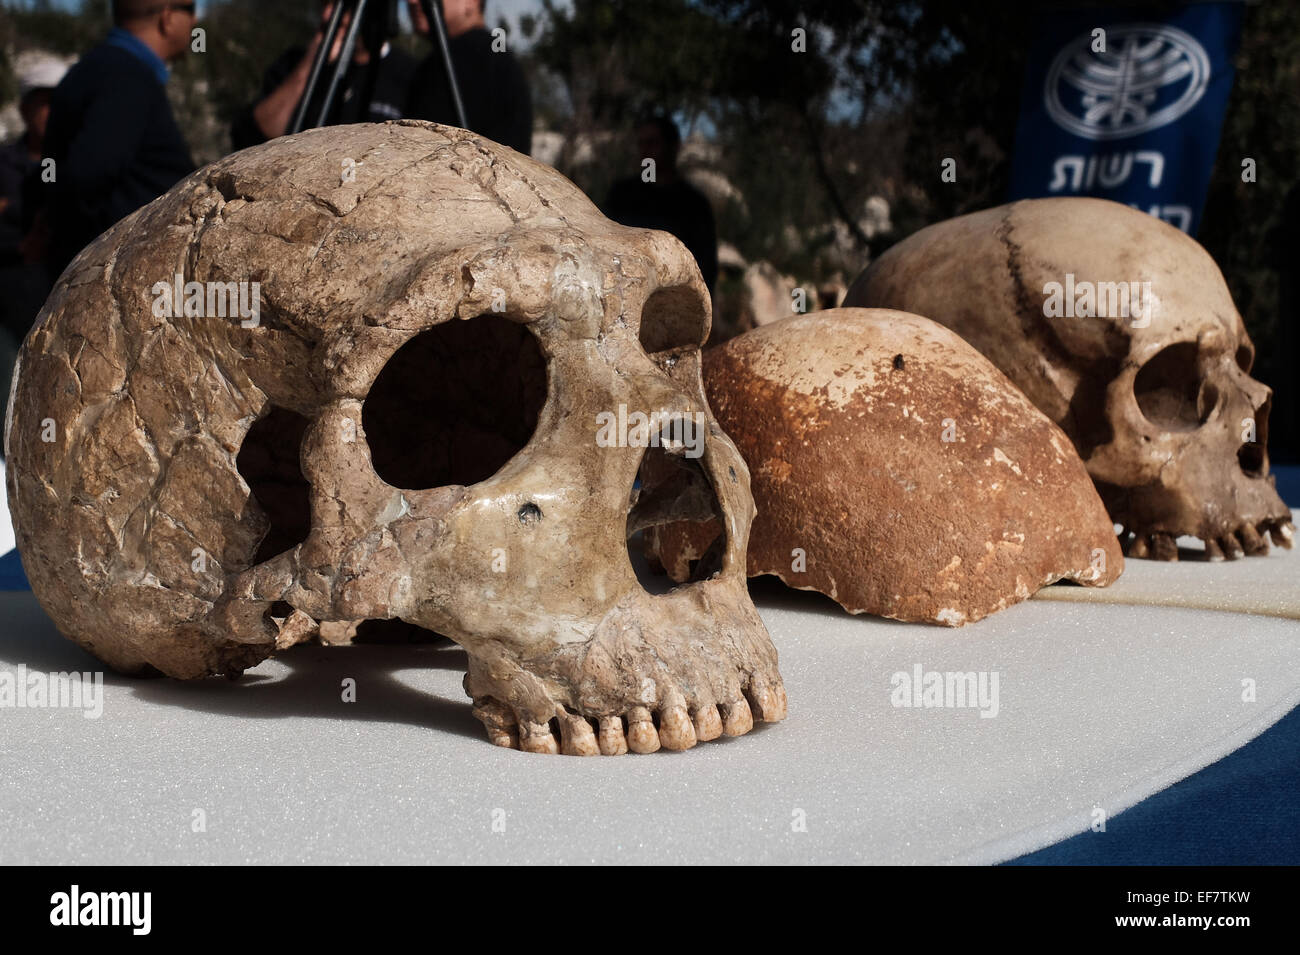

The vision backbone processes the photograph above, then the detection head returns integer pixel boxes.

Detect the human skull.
[5,121,785,754]
[845,197,1293,561]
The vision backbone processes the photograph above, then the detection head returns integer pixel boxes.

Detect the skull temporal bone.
[4,121,786,755]
[845,197,1293,560]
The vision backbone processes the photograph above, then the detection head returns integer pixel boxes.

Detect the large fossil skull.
[649,309,1123,625]
[5,121,785,755]
[845,197,1293,561]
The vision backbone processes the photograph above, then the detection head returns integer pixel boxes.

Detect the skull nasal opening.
[363,314,547,489]
[1239,394,1270,479]
[626,440,727,594]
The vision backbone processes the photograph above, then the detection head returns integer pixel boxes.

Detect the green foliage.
[1199,0,1300,391]
[0,1,108,57]
[530,0,1034,276]
[0,0,111,109]
[530,0,736,206]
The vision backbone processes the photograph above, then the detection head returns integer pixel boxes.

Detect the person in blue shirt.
[38,0,198,275]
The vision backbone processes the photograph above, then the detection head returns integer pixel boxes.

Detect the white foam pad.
[2,537,1297,863]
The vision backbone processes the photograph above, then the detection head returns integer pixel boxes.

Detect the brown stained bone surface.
[649,309,1123,626]
[845,197,1294,561]
[4,120,786,755]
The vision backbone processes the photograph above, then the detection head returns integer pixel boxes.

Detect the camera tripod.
[286,0,467,135]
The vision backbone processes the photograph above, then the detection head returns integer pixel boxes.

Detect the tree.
[1199,0,1300,430]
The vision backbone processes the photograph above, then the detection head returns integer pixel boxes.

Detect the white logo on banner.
[1044,23,1211,140]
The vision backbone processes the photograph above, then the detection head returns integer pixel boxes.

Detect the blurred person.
[0,57,68,451]
[404,0,531,154]
[231,1,416,150]
[0,58,66,264]
[604,114,717,293]
[0,58,67,369]
[40,0,198,275]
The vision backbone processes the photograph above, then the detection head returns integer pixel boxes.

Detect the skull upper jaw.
[1096,476,1290,543]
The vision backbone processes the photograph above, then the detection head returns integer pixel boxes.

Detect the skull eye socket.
[363,314,547,490]
[1134,342,1214,432]
[639,285,709,355]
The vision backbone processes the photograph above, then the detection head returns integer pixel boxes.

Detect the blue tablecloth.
[0,546,26,590]
[1009,703,1300,864]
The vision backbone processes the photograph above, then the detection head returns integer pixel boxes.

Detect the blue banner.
[1007,2,1245,235]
